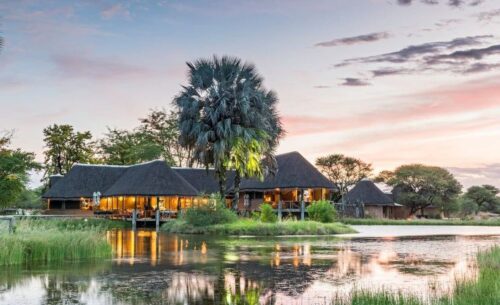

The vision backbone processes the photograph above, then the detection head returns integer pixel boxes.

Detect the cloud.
[448,164,500,188]
[313,85,331,89]
[336,35,490,67]
[340,78,371,86]
[462,63,500,74]
[396,0,483,6]
[52,54,152,80]
[101,4,130,20]
[371,68,412,77]
[477,9,500,22]
[283,80,500,137]
[315,32,390,47]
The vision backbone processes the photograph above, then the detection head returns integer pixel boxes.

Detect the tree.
[386,164,462,217]
[0,132,41,208]
[43,124,95,177]
[463,185,500,214]
[315,154,373,200]
[374,170,394,183]
[174,55,284,200]
[99,128,163,165]
[139,109,195,167]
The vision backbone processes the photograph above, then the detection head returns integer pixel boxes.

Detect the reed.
[14,217,129,232]
[162,219,356,235]
[341,218,500,226]
[0,231,111,266]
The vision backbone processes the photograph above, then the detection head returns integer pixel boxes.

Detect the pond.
[1,225,499,305]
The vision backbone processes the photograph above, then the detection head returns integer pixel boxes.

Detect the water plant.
[307,200,337,223]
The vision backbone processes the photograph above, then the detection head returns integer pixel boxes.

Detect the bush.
[181,194,237,227]
[260,203,277,223]
[307,200,336,223]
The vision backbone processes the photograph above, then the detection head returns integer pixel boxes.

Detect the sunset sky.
[1,0,500,188]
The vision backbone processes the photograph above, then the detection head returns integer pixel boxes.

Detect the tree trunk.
[217,170,226,201]
[232,172,241,211]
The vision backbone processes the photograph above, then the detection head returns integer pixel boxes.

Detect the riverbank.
[342,218,500,226]
[341,245,500,305]
[161,219,356,235]
[0,218,123,266]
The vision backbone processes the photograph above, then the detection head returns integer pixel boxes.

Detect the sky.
[1,0,500,189]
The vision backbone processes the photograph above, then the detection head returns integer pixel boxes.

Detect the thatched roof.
[344,179,396,206]
[173,168,235,195]
[239,151,335,191]
[42,164,128,200]
[103,160,198,197]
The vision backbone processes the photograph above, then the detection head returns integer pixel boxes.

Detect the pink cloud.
[283,80,500,137]
[101,4,130,20]
[52,54,153,80]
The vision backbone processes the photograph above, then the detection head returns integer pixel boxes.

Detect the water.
[1,226,499,305]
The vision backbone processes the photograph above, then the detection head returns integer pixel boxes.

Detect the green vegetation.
[162,218,355,235]
[0,131,41,208]
[336,246,500,305]
[316,153,373,201]
[14,218,130,232]
[260,203,277,223]
[307,200,337,223]
[0,218,125,266]
[174,55,284,198]
[0,231,111,266]
[341,218,500,226]
[374,164,462,217]
[180,194,237,227]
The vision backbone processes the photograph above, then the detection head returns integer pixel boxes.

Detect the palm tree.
[174,55,284,203]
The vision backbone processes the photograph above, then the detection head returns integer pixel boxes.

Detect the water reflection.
[1,230,499,305]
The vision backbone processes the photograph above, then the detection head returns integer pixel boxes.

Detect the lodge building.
[42,151,336,217]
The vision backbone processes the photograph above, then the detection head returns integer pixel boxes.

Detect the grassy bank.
[342,218,500,226]
[14,218,130,232]
[338,246,500,305]
[0,218,120,266]
[162,219,355,235]
[0,231,111,266]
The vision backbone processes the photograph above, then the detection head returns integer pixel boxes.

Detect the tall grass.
[0,218,119,266]
[162,219,356,235]
[333,246,500,305]
[0,231,111,266]
[341,218,500,226]
[14,218,129,232]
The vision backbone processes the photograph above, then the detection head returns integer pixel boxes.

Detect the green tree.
[0,132,41,208]
[386,164,462,217]
[463,185,500,214]
[99,128,162,165]
[456,196,479,217]
[315,154,373,200]
[139,109,195,167]
[174,56,284,199]
[43,124,95,176]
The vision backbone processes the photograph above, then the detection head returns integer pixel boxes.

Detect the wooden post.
[155,208,160,232]
[300,189,305,221]
[278,200,282,222]
[8,217,15,234]
[132,196,137,231]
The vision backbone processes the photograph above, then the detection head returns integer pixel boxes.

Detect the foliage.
[315,154,373,200]
[0,231,111,266]
[99,128,162,165]
[161,218,355,235]
[341,218,500,226]
[260,203,277,223]
[463,185,500,214]
[456,196,479,216]
[139,109,195,167]
[42,124,95,177]
[0,132,41,208]
[307,200,337,223]
[385,164,462,216]
[14,218,130,232]
[180,194,237,227]
[174,55,284,198]
[10,187,44,209]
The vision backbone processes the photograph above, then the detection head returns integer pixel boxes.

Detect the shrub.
[181,194,237,227]
[260,203,277,223]
[307,200,336,223]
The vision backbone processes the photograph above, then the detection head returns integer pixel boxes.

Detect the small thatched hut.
[344,179,401,218]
